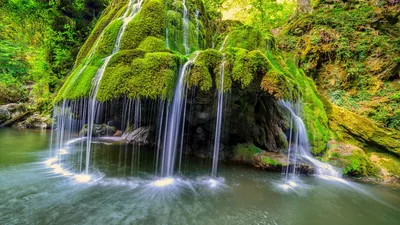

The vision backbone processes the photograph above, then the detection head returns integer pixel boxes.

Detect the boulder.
[79,124,117,137]
[15,114,52,129]
[122,126,154,146]
[0,108,11,123]
[324,141,378,177]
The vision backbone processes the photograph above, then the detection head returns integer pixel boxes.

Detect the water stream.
[280,100,340,181]
[160,54,198,177]
[1,129,399,225]
[85,0,143,174]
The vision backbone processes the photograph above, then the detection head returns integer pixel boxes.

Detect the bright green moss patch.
[137,36,168,53]
[187,49,222,91]
[75,0,128,66]
[96,52,182,101]
[233,143,262,163]
[342,150,377,177]
[96,19,123,57]
[260,156,280,166]
[220,25,274,52]
[120,0,166,51]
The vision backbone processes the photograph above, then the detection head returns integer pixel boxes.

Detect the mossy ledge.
[56,0,209,102]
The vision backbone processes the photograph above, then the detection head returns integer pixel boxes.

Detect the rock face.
[122,126,154,145]
[79,124,117,137]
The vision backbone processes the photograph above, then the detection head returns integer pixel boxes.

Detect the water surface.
[0,129,399,225]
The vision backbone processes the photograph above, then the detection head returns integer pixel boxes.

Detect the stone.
[79,124,117,137]
[0,108,11,123]
[122,126,154,146]
[15,114,52,129]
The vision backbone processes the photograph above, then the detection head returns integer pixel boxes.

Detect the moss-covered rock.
[231,143,314,173]
[369,152,400,183]
[326,102,400,157]
[324,141,378,177]
[56,0,209,102]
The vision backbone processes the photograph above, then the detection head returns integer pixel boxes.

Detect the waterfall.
[160,54,198,177]
[211,57,225,177]
[211,36,229,177]
[165,0,169,49]
[85,0,143,174]
[182,0,190,55]
[195,9,200,47]
[280,100,340,179]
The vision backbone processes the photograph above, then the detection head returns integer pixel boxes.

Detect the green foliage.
[0,0,107,113]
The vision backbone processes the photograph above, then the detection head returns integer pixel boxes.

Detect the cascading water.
[211,36,229,177]
[280,100,340,180]
[195,9,200,46]
[165,0,170,49]
[211,57,225,177]
[182,0,190,55]
[85,0,143,174]
[160,54,198,177]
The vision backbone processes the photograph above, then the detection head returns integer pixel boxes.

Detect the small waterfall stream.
[280,100,340,179]
[160,54,198,177]
[85,0,143,174]
[182,0,190,55]
[211,36,229,177]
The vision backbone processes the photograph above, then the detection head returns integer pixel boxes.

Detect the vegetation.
[1,0,399,181]
[0,0,108,113]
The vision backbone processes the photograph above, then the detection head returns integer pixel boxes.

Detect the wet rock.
[122,126,154,146]
[324,141,377,177]
[15,114,52,129]
[0,103,26,118]
[0,104,29,128]
[0,108,11,123]
[231,143,314,175]
[80,124,117,137]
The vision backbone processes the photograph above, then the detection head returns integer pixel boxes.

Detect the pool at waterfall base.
[0,128,399,225]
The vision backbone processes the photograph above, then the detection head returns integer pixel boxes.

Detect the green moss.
[342,150,377,177]
[137,36,168,53]
[187,49,222,91]
[96,52,182,101]
[370,152,400,177]
[233,143,262,162]
[120,0,166,51]
[75,0,128,66]
[260,156,280,166]
[96,19,123,57]
[219,25,274,52]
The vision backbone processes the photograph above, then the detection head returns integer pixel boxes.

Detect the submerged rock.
[122,126,154,146]
[79,124,117,137]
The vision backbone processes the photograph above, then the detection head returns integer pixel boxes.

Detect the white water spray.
[280,100,340,179]
[161,54,198,177]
